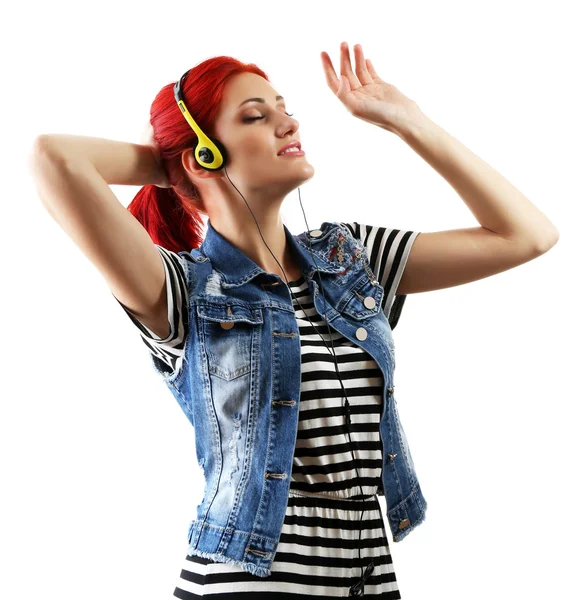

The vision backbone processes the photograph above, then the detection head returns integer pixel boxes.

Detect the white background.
[3,1,568,598]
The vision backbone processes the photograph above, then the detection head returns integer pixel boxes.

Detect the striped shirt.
[113,222,420,597]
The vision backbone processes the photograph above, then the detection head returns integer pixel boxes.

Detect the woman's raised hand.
[320,41,423,134]
[139,120,171,188]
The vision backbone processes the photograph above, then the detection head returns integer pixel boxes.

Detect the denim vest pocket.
[339,277,396,369]
[340,276,384,321]
[198,304,263,381]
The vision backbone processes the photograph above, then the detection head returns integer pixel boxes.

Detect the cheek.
[239,134,274,157]
[225,134,278,168]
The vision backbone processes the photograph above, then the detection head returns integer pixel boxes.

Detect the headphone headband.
[173,67,226,171]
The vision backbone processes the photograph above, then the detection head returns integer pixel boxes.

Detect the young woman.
[29,42,558,598]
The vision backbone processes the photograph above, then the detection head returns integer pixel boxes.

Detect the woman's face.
[211,72,315,197]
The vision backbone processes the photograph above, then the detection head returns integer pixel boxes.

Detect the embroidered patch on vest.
[325,225,367,284]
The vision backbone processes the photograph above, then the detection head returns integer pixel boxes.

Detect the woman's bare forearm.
[33,134,165,187]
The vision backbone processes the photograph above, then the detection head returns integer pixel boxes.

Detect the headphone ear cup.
[209,137,228,165]
[192,137,228,171]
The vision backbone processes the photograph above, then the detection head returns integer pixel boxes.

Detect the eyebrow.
[238,95,284,108]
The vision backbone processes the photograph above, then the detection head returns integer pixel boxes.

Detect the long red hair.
[127,56,269,253]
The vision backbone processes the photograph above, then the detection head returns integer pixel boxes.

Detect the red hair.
[127,56,269,253]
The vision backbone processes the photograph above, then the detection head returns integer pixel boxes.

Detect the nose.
[278,113,299,139]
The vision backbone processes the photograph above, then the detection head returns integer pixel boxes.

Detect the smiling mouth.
[277,141,303,155]
[277,149,305,157]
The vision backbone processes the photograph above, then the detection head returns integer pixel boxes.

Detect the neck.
[208,211,294,278]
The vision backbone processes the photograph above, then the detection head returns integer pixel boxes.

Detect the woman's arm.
[321,42,559,296]
[32,133,166,187]
[28,135,172,339]
[396,115,559,249]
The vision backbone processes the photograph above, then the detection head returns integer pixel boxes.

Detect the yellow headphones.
[173,68,228,171]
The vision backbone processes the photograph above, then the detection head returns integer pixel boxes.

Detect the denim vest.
[154,220,427,578]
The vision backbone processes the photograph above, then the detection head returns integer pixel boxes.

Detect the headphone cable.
[223,165,377,596]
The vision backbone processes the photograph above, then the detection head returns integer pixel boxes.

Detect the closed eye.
[243,112,294,123]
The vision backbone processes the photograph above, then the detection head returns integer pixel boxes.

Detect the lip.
[277,141,302,155]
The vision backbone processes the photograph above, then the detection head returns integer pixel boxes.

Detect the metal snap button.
[388,453,398,461]
[220,321,234,330]
[387,387,394,395]
[310,229,322,237]
[355,327,368,341]
[363,296,376,309]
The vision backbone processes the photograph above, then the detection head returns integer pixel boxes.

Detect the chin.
[298,162,315,181]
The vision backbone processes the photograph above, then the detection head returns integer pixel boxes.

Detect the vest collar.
[200,221,345,288]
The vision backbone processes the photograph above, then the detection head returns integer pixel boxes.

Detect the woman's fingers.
[353,44,373,86]
[320,51,341,95]
[321,42,382,95]
[365,57,383,83]
[339,41,362,90]
[321,41,387,111]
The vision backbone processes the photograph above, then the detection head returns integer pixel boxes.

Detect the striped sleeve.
[341,222,421,330]
[112,245,189,378]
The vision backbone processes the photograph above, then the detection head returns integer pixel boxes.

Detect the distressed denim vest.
[153,220,427,578]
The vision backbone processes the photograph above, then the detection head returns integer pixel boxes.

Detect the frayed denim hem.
[185,546,272,578]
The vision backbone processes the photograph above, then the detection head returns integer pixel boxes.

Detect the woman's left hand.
[320,42,424,134]
[139,120,171,188]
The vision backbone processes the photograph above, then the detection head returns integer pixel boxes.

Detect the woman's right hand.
[139,121,172,189]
